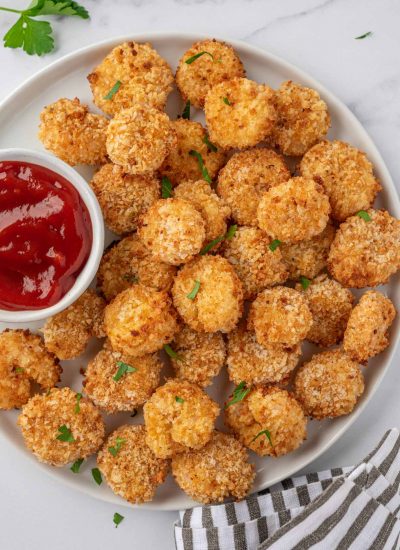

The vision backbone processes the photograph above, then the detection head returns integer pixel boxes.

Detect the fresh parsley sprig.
[113,512,124,528]
[269,239,281,252]
[113,361,137,382]
[181,100,191,120]
[161,176,173,198]
[252,429,273,447]
[185,51,214,64]
[164,344,183,361]
[200,224,237,255]
[203,134,218,152]
[108,437,126,457]
[225,381,251,409]
[189,149,212,184]
[355,31,372,40]
[187,280,201,300]
[300,276,311,290]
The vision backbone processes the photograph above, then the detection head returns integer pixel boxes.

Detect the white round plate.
[0,33,399,511]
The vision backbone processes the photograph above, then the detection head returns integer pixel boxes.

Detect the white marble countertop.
[0,0,399,548]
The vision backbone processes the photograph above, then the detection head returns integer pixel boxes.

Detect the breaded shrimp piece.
[143,379,219,458]
[104,285,179,357]
[18,387,105,466]
[169,326,226,388]
[257,176,331,244]
[271,81,330,156]
[222,226,288,299]
[175,39,245,109]
[172,255,244,333]
[343,290,396,363]
[159,119,226,186]
[294,350,364,419]
[300,140,381,222]
[0,329,61,410]
[295,274,354,347]
[216,148,290,226]
[205,77,276,149]
[42,290,106,360]
[328,209,400,288]
[87,41,174,116]
[106,106,177,174]
[248,286,312,347]
[97,234,176,301]
[90,163,160,235]
[138,198,206,266]
[172,431,255,504]
[225,386,307,457]
[97,425,169,504]
[39,97,108,166]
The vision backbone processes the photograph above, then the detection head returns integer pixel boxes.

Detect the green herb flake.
[185,51,214,64]
[300,276,311,290]
[269,239,281,252]
[182,100,190,120]
[163,344,183,361]
[103,80,121,100]
[225,224,237,240]
[161,176,173,198]
[189,149,212,184]
[56,424,75,443]
[200,224,237,255]
[222,96,232,106]
[122,273,139,284]
[225,381,251,409]
[70,458,84,474]
[187,280,201,300]
[113,361,137,382]
[15,367,25,374]
[74,392,82,414]
[175,396,185,404]
[113,512,124,528]
[108,437,126,457]
[202,135,218,152]
[91,467,102,486]
[356,210,372,222]
[355,31,372,40]
[252,429,273,447]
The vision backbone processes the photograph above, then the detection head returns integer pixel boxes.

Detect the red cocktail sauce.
[0,161,92,311]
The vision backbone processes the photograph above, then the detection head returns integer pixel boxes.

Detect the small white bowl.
[0,148,104,323]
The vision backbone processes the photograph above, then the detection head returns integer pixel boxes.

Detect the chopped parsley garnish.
[356,210,372,221]
[187,280,201,300]
[300,276,311,290]
[91,467,102,485]
[269,239,281,252]
[200,224,237,255]
[70,458,84,473]
[202,135,218,152]
[185,51,214,64]
[108,437,126,457]
[15,367,24,374]
[222,96,232,105]
[189,150,212,184]
[104,80,121,100]
[182,100,191,120]
[355,31,372,40]
[161,176,173,198]
[56,425,75,443]
[113,361,137,382]
[113,512,124,528]
[74,392,82,414]
[122,273,139,283]
[252,429,273,447]
[175,396,185,404]
[163,344,183,361]
[225,381,251,409]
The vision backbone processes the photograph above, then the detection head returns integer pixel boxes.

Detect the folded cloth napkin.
[175,428,400,550]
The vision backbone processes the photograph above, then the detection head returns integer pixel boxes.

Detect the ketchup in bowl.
[0,161,92,311]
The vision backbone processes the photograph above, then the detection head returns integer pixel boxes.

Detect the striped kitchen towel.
[175,428,400,550]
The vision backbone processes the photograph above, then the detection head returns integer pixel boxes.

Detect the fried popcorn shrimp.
[18,387,105,466]
[225,386,307,457]
[257,176,330,244]
[159,119,226,186]
[205,77,276,149]
[106,106,177,174]
[328,209,400,288]
[39,97,108,166]
[97,234,176,302]
[0,329,61,410]
[88,42,173,116]
[172,255,244,333]
[295,274,354,347]
[176,39,245,109]
[216,148,290,226]
[300,140,381,221]
[90,163,160,235]
[222,226,288,299]
[138,198,206,265]
[248,286,312,347]
[143,379,219,458]
[271,80,330,156]
[172,431,255,504]
[42,289,106,360]
[169,326,226,388]
[104,285,179,357]
[343,290,396,363]
[294,350,364,419]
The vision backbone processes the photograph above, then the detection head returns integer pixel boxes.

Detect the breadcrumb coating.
[172,255,244,333]
[257,176,331,244]
[159,119,226,186]
[97,424,168,504]
[90,163,160,235]
[248,286,312,347]
[104,285,179,357]
[88,41,174,116]
[97,234,176,301]
[18,387,105,466]
[172,431,255,504]
[106,106,177,174]
[222,226,288,299]
[216,148,290,227]
[227,324,300,386]
[143,379,219,458]
[84,346,162,413]
[205,77,276,149]
[138,198,206,265]
[280,222,336,280]
[175,39,245,109]
[295,274,354,347]
[271,81,330,156]
[328,209,400,288]
[0,329,61,410]
[42,290,106,360]
[343,290,396,363]
[225,386,307,457]
[300,140,381,222]
[170,326,226,388]
[38,97,108,166]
